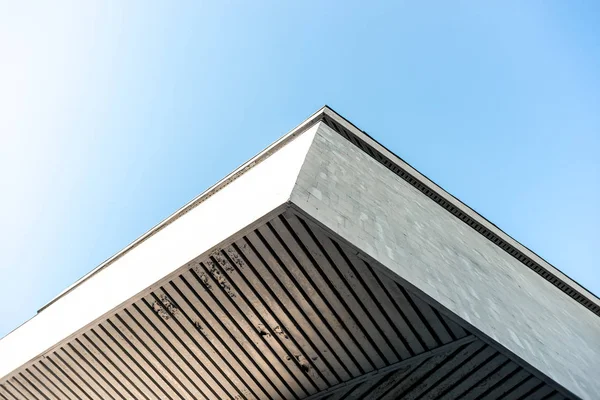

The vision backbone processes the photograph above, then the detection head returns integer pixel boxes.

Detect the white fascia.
[0,119,323,380]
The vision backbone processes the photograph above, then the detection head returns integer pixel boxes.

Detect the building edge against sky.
[0,114,322,379]
[290,117,600,399]
[0,106,598,399]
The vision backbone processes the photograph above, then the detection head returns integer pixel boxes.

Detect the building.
[0,106,598,400]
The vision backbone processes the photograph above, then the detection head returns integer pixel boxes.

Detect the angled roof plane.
[1,106,598,400]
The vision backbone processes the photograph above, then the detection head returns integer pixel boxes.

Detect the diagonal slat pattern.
[313,339,565,400]
[0,212,565,399]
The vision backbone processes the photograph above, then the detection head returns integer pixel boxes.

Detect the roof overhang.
[0,106,598,400]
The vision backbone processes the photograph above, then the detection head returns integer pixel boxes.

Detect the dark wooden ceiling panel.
[0,212,568,400]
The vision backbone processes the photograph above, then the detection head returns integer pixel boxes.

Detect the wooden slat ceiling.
[0,211,569,400]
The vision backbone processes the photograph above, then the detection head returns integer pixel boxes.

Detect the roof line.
[36,106,328,314]
[318,105,600,316]
[38,105,599,318]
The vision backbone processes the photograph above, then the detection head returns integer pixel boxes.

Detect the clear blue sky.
[0,1,598,338]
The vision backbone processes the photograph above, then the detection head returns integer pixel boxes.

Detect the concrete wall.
[291,122,600,400]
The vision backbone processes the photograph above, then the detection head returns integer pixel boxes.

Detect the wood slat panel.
[0,212,567,400]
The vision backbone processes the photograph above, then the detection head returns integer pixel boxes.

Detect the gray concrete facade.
[1,107,596,399]
[291,122,600,400]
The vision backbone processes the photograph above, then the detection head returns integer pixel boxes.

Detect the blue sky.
[0,1,598,338]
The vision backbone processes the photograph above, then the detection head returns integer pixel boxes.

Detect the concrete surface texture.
[1,109,597,400]
[291,121,600,400]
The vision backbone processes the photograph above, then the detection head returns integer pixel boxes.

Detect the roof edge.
[37,104,599,318]
[36,107,328,314]
[319,105,600,316]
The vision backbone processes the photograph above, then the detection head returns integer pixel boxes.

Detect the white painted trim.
[41,107,328,311]
[0,122,321,380]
